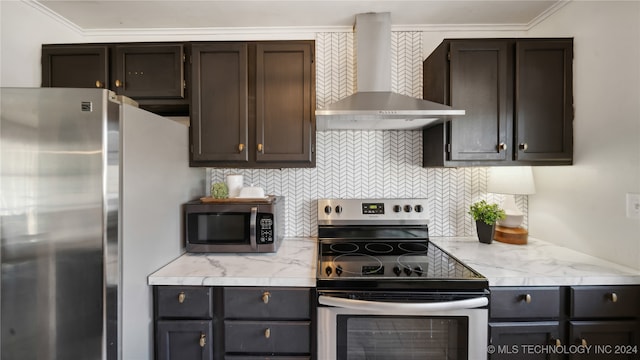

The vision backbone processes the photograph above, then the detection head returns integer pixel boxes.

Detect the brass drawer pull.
[199,333,206,347]
[519,143,529,151]
[262,291,271,304]
[522,293,532,304]
[264,328,271,339]
[554,338,562,347]
[95,80,103,88]
[581,338,588,347]
[178,292,186,304]
[609,292,618,303]
[115,79,122,88]
[238,143,245,153]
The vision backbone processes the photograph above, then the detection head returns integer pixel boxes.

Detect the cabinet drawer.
[157,286,213,319]
[490,287,560,319]
[570,286,640,319]
[224,287,310,320]
[224,320,310,354]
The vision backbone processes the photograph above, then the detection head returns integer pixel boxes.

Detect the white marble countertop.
[148,237,317,287]
[430,236,640,287]
[148,236,640,288]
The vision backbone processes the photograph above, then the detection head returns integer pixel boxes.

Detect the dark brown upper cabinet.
[42,43,189,115]
[422,38,573,167]
[190,41,315,168]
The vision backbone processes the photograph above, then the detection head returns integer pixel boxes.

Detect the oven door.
[318,295,488,360]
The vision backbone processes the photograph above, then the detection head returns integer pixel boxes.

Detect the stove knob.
[403,267,412,276]
[324,205,332,214]
[414,204,423,213]
[393,205,402,213]
[404,205,413,213]
[335,265,343,276]
[393,266,402,276]
[414,266,423,276]
[325,266,332,276]
[335,205,343,214]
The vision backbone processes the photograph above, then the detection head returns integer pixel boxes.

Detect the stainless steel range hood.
[316,12,464,131]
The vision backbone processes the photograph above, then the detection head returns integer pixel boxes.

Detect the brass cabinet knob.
[521,293,532,303]
[498,142,507,151]
[609,292,618,303]
[238,143,245,153]
[199,333,206,348]
[264,328,271,339]
[95,80,103,88]
[257,143,264,153]
[262,291,271,304]
[178,292,186,304]
[519,143,529,151]
[581,338,588,347]
[115,79,122,88]
[554,338,562,347]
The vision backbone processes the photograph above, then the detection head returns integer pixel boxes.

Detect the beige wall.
[527,1,640,270]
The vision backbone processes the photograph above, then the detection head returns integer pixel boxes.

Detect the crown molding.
[23,0,84,35]
[527,0,571,29]
[26,0,571,38]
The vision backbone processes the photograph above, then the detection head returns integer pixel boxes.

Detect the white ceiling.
[34,0,568,31]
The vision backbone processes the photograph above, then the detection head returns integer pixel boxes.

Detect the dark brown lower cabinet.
[489,322,563,360]
[489,286,640,360]
[154,286,314,360]
[157,320,213,360]
[569,321,640,360]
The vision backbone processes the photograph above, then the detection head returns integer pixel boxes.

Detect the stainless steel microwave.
[184,196,284,253]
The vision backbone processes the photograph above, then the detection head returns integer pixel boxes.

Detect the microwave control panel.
[258,214,274,243]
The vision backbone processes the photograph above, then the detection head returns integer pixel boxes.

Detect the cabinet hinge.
[183,80,187,89]
[183,54,186,62]
[446,143,451,153]
[447,51,451,61]
[190,144,193,154]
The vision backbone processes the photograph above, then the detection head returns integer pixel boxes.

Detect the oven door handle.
[318,295,488,312]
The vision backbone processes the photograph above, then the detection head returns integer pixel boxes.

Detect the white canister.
[226,174,244,198]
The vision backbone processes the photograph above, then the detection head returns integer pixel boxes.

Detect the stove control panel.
[362,203,384,214]
[318,198,429,224]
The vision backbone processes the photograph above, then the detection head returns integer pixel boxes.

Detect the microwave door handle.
[318,295,488,312]
[249,207,258,250]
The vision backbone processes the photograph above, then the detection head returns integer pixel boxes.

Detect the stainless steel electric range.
[316,198,489,360]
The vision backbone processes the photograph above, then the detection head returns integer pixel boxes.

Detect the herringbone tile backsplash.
[208,31,528,237]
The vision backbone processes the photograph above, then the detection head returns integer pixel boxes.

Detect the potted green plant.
[469,200,506,244]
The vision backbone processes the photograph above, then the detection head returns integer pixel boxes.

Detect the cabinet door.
[255,42,314,164]
[569,321,640,360]
[42,45,109,89]
[157,320,213,360]
[489,322,563,360]
[191,43,249,163]
[113,44,185,99]
[449,40,510,161]
[515,40,573,162]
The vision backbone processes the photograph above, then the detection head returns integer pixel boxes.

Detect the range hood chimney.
[316,12,464,131]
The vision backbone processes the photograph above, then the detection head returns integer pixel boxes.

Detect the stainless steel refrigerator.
[0,88,203,360]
